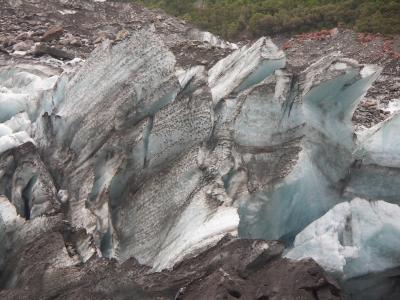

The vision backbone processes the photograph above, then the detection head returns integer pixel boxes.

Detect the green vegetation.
[130,0,400,40]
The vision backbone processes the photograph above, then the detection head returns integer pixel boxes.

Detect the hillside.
[133,0,400,39]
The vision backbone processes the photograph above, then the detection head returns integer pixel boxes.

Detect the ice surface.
[0,91,31,123]
[152,188,239,271]
[208,37,285,104]
[0,64,59,157]
[175,65,205,88]
[4,113,31,133]
[385,99,400,114]
[0,124,12,137]
[286,198,400,280]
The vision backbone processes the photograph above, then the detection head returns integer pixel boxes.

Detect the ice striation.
[0,22,398,299]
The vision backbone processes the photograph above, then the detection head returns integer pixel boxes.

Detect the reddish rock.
[41,25,64,42]
[282,41,291,50]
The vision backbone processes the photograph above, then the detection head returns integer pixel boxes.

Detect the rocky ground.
[0,0,234,68]
[0,231,341,299]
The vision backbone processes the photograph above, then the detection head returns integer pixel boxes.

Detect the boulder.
[115,29,130,41]
[41,25,64,42]
[33,43,74,60]
[69,37,82,47]
[12,41,33,51]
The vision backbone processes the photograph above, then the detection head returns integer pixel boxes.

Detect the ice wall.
[344,113,400,203]
[238,56,381,244]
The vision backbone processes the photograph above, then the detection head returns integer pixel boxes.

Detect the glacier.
[0,24,398,299]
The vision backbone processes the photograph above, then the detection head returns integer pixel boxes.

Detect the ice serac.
[238,55,381,244]
[30,33,299,270]
[208,37,285,104]
[286,198,400,300]
[283,89,400,299]
[32,28,244,270]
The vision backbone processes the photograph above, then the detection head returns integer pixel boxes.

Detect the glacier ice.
[0,131,34,155]
[208,37,285,104]
[0,25,398,298]
[0,63,60,223]
[152,190,239,271]
[0,65,59,122]
[286,198,400,299]
[187,28,238,50]
[344,113,400,203]
[29,33,291,268]
[357,113,400,168]
[238,55,381,244]
[0,64,59,155]
[286,198,400,278]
